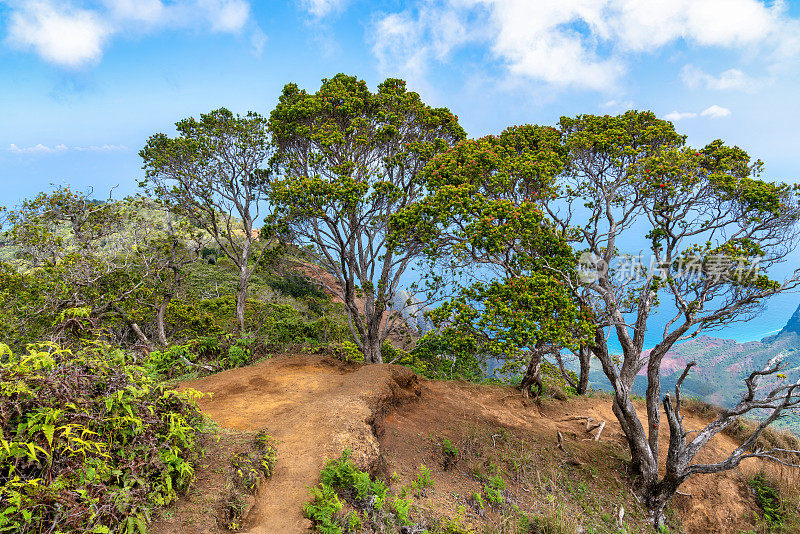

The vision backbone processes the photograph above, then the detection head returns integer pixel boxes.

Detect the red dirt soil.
[152,354,788,533]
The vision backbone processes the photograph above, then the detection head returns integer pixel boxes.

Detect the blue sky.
[2,0,800,341]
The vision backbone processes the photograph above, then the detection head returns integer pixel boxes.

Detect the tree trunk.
[110,302,151,350]
[131,322,151,348]
[519,350,543,397]
[156,298,169,347]
[363,330,383,364]
[642,474,684,529]
[577,345,590,395]
[236,263,248,333]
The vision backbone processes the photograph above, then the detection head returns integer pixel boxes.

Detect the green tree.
[1,187,153,347]
[391,125,592,394]
[269,74,465,363]
[1,188,205,350]
[545,111,800,527]
[126,199,203,347]
[139,108,276,332]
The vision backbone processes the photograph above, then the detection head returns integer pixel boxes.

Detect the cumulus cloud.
[371,3,475,85]
[7,2,112,67]
[700,104,732,118]
[9,143,126,154]
[5,0,259,67]
[370,0,800,91]
[201,0,251,33]
[681,65,761,91]
[664,105,731,121]
[664,111,698,121]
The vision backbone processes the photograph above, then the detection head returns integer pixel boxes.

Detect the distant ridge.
[763,303,800,342]
[588,302,800,432]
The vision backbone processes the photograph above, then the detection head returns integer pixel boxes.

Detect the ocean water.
[603,284,799,354]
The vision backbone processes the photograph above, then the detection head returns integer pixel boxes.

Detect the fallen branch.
[587,421,603,432]
[593,421,606,441]
[179,356,215,372]
[559,416,592,423]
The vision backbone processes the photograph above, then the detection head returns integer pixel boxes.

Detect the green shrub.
[404,331,485,381]
[346,511,363,531]
[304,483,343,534]
[484,469,506,506]
[165,300,223,339]
[318,449,386,504]
[267,274,327,299]
[750,473,787,528]
[222,432,278,531]
[146,342,197,377]
[254,431,278,478]
[230,452,261,493]
[412,464,434,494]
[441,438,459,470]
[226,336,255,368]
[305,450,392,532]
[381,340,409,363]
[220,490,249,532]
[392,497,413,525]
[0,341,206,533]
[325,340,363,363]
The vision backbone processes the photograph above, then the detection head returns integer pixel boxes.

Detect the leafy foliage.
[441,438,459,471]
[749,474,787,528]
[140,107,282,332]
[391,125,593,391]
[270,73,465,362]
[0,342,205,533]
[220,432,278,531]
[304,449,403,532]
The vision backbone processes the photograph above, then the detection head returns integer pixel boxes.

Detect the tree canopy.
[391,124,592,393]
[544,110,800,526]
[269,74,465,363]
[139,108,277,332]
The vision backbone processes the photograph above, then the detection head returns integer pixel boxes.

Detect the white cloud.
[664,111,698,121]
[7,2,112,67]
[663,105,732,121]
[9,143,126,154]
[5,0,258,68]
[200,0,250,33]
[372,4,473,84]
[700,104,732,118]
[600,99,634,110]
[681,65,761,91]
[250,26,267,56]
[370,0,800,91]
[299,0,347,18]
[103,0,165,24]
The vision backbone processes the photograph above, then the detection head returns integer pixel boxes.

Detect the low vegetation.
[0,342,205,533]
[221,431,278,531]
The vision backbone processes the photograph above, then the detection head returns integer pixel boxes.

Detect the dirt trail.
[177,355,419,533]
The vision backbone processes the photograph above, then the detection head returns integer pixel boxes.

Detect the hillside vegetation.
[2,73,800,532]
